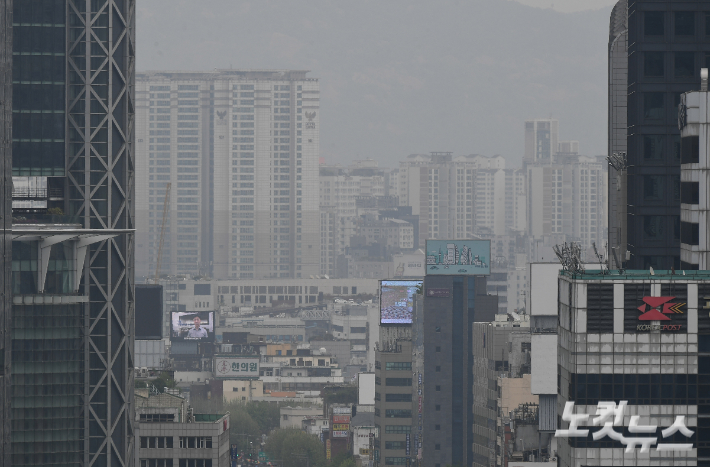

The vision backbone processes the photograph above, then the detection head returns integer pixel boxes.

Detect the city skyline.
[135,0,611,166]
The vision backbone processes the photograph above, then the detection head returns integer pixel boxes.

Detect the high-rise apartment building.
[526,155,608,250]
[0,0,10,462]
[136,70,320,280]
[319,163,387,276]
[524,119,559,163]
[396,153,523,244]
[622,1,710,269]
[9,1,136,466]
[608,0,629,269]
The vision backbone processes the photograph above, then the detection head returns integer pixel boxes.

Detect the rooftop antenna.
[592,242,608,275]
[553,242,585,275]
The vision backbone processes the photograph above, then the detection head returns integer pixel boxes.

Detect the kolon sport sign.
[636,296,685,331]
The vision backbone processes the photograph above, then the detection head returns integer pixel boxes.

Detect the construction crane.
[154,182,171,283]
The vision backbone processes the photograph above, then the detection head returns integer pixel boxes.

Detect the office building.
[608,0,629,269]
[135,70,320,280]
[556,269,709,466]
[9,1,136,466]
[622,2,710,269]
[0,0,10,462]
[374,339,415,467]
[680,74,710,269]
[135,390,230,467]
[421,275,497,467]
[524,119,559,163]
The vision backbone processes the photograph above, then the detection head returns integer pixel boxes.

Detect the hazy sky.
[513,0,617,13]
[137,1,613,167]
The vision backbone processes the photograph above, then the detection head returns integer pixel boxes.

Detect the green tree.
[226,403,262,451]
[323,386,357,406]
[245,401,281,434]
[264,429,326,467]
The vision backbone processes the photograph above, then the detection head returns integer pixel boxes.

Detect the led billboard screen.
[380,280,422,324]
[170,311,214,342]
[425,240,490,275]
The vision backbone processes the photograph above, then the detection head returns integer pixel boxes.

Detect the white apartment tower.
[396,153,523,244]
[526,155,608,250]
[136,70,320,280]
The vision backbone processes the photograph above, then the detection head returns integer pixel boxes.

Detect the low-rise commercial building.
[135,391,230,467]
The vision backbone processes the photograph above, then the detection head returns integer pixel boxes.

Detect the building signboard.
[332,415,350,423]
[332,423,350,430]
[214,357,260,377]
[332,430,349,438]
[425,288,450,298]
[326,439,331,460]
[636,296,685,331]
[332,406,351,414]
[425,240,490,275]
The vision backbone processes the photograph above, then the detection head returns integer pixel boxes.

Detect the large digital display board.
[171,311,214,341]
[380,280,422,324]
[425,240,490,275]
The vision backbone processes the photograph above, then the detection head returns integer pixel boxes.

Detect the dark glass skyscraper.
[0,0,12,464]
[10,1,135,466]
[624,1,710,269]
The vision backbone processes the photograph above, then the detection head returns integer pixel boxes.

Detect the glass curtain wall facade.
[10,1,136,466]
[0,0,12,464]
[626,1,710,269]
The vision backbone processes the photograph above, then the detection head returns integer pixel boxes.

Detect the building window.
[435,405,441,411]
[139,414,175,423]
[385,362,412,371]
[385,393,412,402]
[435,424,440,430]
[644,51,664,77]
[675,52,695,78]
[384,425,411,434]
[141,461,174,467]
[643,175,664,201]
[434,326,441,332]
[643,93,664,120]
[384,458,407,465]
[645,11,664,36]
[385,409,412,418]
[179,437,213,449]
[681,221,700,245]
[385,441,405,450]
[643,135,664,160]
[385,378,412,387]
[435,444,441,451]
[436,385,441,391]
[675,11,695,36]
[643,216,665,240]
[681,135,700,164]
[435,346,441,352]
[178,461,212,467]
[140,437,174,449]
